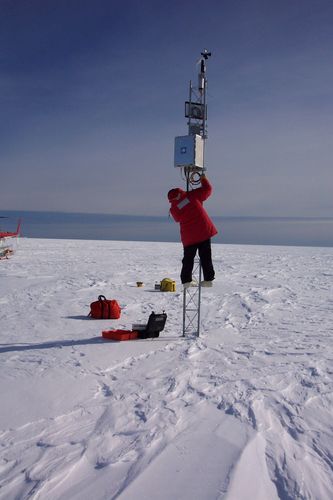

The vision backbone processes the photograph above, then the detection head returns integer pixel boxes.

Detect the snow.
[0,238,332,500]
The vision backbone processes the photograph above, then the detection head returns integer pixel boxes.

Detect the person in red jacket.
[168,174,218,288]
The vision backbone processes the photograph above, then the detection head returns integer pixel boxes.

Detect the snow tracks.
[0,336,255,499]
[1,239,333,499]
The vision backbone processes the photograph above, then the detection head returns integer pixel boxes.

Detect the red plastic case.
[102,330,139,341]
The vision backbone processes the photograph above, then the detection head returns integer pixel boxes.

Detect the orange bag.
[89,295,121,319]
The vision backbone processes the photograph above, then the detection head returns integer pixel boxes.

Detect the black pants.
[181,239,215,284]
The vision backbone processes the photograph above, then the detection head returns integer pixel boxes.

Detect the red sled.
[102,329,139,341]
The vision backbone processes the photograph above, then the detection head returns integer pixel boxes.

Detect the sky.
[1,0,332,217]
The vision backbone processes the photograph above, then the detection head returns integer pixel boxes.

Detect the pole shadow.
[66,315,92,320]
[0,337,116,353]
[0,334,191,353]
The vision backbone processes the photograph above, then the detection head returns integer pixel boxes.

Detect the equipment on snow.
[89,295,121,319]
[102,330,139,341]
[137,311,167,339]
[102,311,167,341]
[160,278,176,292]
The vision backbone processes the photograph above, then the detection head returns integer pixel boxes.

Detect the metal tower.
[174,50,211,337]
[182,258,202,337]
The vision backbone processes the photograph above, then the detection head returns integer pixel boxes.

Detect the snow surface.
[0,238,332,500]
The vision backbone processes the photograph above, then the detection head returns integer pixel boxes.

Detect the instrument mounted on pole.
[173,49,212,191]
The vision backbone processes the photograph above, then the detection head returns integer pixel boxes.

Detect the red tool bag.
[89,295,121,319]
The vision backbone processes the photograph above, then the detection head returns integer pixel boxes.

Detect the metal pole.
[197,262,202,337]
[188,80,192,135]
[182,287,186,337]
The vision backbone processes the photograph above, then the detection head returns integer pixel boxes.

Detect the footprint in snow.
[98,383,113,397]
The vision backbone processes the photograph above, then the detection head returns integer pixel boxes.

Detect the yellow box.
[160,278,176,292]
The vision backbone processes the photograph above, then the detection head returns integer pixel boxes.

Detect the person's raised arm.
[193,174,212,202]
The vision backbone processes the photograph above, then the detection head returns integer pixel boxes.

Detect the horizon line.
[1,209,333,221]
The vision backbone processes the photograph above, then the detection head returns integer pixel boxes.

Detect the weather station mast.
[173,49,212,337]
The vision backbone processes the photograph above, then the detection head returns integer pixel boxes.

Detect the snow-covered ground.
[0,238,332,500]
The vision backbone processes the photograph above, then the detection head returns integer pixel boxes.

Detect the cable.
[189,171,202,186]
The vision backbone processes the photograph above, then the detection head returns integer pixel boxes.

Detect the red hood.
[168,188,186,202]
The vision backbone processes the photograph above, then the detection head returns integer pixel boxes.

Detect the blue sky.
[1,0,332,217]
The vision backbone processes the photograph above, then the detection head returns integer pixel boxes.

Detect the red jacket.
[168,177,218,247]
